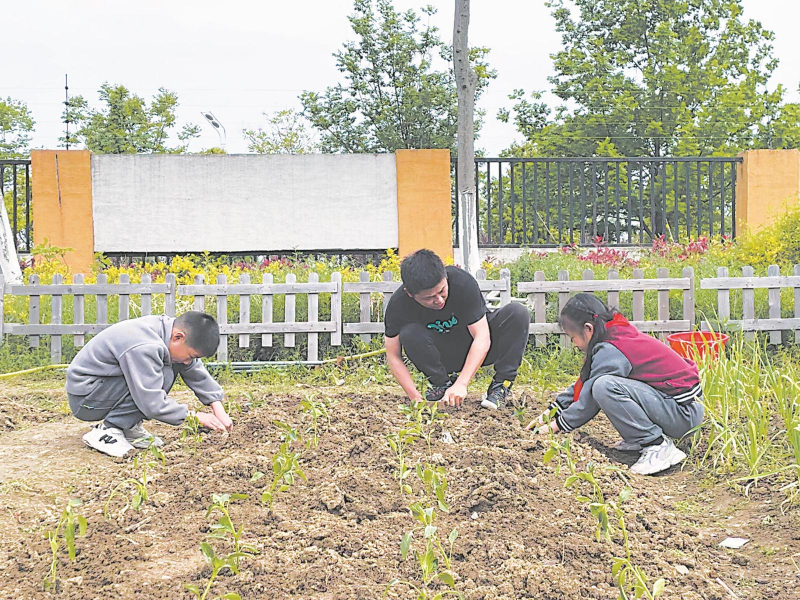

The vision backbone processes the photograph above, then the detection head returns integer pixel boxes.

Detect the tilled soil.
[0,385,798,599]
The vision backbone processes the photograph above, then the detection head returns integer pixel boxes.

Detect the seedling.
[184,541,248,600]
[416,463,450,512]
[564,462,611,543]
[388,501,461,599]
[298,395,332,449]
[182,413,203,454]
[261,441,306,510]
[400,399,447,456]
[103,445,167,518]
[104,444,165,517]
[43,498,88,591]
[387,426,421,493]
[206,493,257,569]
[543,436,577,476]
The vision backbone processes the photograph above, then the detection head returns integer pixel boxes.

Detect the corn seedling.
[387,425,421,493]
[543,436,577,477]
[387,501,461,599]
[564,462,613,543]
[206,493,257,570]
[104,444,165,517]
[43,498,88,591]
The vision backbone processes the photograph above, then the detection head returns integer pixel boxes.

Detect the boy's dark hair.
[174,311,220,357]
[400,249,447,294]
[559,293,618,382]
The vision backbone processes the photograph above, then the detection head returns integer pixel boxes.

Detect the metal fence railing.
[453,157,742,247]
[0,159,33,254]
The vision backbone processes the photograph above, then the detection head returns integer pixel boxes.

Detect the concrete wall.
[91,154,399,253]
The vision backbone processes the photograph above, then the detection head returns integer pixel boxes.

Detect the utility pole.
[453,0,480,276]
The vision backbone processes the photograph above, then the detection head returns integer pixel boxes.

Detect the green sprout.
[43,498,88,591]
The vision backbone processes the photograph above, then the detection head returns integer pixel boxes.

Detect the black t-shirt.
[384,266,487,347]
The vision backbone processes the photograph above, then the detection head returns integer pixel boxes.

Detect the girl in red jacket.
[528,293,704,475]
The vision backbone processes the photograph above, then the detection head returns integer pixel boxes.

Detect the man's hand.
[441,382,468,408]
[211,401,234,432]
[194,411,228,432]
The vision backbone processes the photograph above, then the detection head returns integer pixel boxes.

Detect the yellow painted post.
[736,149,800,236]
[395,149,453,261]
[31,150,94,274]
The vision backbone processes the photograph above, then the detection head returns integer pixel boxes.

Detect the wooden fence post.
[97,274,108,330]
[657,267,670,341]
[285,273,296,348]
[533,271,546,347]
[558,270,570,348]
[73,273,85,347]
[795,265,800,345]
[216,274,228,362]
[141,273,152,316]
[741,266,755,342]
[500,268,511,306]
[119,273,130,321]
[0,274,4,346]
[262,273,273,348]
[165,274,176,317]
[239,273,250,349]
[632,268,645,322]
[359,271,370,344]
[28,274,39,348]
[767,264,781,345]
[682,267,695,332]
[382,271,394,317]
[51,273,63,364]
[193,274,205,312]
[308,272,319,362]
[330,272,342,347]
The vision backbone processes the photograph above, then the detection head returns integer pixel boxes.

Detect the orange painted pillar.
[736,149,800,235]
[395,149,453,261]
[31,150,94,274]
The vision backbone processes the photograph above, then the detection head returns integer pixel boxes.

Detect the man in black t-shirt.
[384,249,531,409]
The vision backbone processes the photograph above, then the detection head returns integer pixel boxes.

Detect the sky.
[5,0,800,156]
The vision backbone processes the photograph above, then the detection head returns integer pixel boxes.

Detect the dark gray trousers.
[68,365,183,430]
[591,375,704,445]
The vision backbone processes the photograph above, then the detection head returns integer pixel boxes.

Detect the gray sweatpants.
[591,375,704,446]
[68,366,183,430]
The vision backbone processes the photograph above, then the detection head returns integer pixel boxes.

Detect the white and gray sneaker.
[123,421,164,449]
[82,424,135,458]
[630,437,687,475]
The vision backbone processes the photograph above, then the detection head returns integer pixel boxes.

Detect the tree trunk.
[454,0,480,276]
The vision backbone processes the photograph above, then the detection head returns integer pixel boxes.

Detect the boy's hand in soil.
[192,411,227,432]
[441,382,467,407]
[210,401,234,432]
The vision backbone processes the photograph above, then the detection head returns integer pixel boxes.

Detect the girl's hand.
[536,421,559,435]
[524,409,550,431]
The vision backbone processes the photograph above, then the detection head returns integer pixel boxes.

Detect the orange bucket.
[666,331,729,361]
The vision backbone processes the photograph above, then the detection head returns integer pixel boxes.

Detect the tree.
[300,0,495,153]
[0,97,35,159]
[499,0,800,158]
[243,110,317,154]
[67,83,199,154]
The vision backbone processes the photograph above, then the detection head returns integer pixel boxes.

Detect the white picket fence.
[0,264,798,365]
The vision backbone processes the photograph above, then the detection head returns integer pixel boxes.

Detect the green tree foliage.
[243,109,318,154]
[499,0,800,157]
[67,83,200,154]
[0,97,35,159]
[300,0,495,153]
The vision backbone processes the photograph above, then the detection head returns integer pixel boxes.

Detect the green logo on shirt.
[427,316,458,334]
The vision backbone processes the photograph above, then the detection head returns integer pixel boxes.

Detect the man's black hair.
[174,311,220,357]
[559,293,617,383]
[400,249,447,294]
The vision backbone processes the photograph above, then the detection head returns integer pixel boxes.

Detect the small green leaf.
[222,594,242,600]
[619,485,632,504]
[652,578,666,597]
[199,542,215,563]
[400,532,413,560]
[448,529,458,544]
[437,572,455,587]
[250,471,264,482]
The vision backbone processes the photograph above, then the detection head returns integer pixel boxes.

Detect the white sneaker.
[613,439,643,452]
[82,424,135,458]
[630,438,687,475]
[123,421,164,449]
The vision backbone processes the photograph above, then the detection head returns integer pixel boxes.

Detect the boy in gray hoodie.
[67,311,232,457]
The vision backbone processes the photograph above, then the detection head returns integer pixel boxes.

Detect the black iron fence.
[0,159,32,253]
[453,157,742,247]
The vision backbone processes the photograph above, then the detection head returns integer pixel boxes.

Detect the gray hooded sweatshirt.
[66,315,224,425]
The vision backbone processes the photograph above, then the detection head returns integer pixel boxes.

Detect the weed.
[43,498,88,591]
